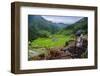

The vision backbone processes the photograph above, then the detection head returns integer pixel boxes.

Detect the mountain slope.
[28,15,88,41]
[28,15,62,41]
[60,17,88,35]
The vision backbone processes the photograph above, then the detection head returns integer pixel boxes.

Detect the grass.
[28,34,74,60]
[30,35,73,48]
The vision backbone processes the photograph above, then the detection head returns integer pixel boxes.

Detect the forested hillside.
[28,15,71,41]
[59,17,88,35]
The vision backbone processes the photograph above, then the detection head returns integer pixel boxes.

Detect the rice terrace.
[28,15,88,61]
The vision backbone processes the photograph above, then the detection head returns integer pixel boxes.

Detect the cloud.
[42,15,83,24]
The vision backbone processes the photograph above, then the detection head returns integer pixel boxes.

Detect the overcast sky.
[42,15,83,24]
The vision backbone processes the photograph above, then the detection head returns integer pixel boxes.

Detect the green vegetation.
[30,35,73,48]
[59,17,88,35]
[28,15,88,60]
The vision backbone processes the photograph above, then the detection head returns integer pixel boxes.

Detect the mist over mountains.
[28,15,88,41]
[28,15,70,29]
